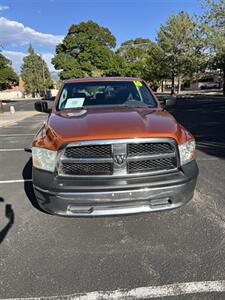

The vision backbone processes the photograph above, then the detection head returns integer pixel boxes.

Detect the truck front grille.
[128,157,177,174]
[61,162,113,176]
[58,139,179,177]
[64,145,111,158]
[128,143,173,156]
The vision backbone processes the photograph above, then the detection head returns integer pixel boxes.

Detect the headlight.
[178,140,196,166]
[32,147,57,172]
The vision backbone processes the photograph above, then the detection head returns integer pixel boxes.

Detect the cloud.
[41,53,55,72]
[0,5,9,11]
[2,50,25,72]
[2,50,56,73]
[0,17,63,47]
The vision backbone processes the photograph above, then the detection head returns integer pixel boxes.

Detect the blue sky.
[0,0,203,73]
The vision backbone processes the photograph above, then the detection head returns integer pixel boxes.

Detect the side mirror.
[34,101,51,113]
[158,96,176,108]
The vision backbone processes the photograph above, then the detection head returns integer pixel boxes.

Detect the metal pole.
[41,55,46,97]
[0,101,4,113]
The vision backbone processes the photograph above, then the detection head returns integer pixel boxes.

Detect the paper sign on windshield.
[64,98,85,109]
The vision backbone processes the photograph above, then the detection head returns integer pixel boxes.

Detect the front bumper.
[33,160,198,216]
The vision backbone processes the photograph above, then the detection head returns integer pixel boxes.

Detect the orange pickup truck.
[32,77,198,216]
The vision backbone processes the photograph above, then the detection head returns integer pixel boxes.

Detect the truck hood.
[34,107,190,150]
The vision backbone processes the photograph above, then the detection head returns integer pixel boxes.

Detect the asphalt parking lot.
[0,97,225,299]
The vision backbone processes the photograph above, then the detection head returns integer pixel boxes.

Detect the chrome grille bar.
[60,157,113,163]
[127,153,176,161]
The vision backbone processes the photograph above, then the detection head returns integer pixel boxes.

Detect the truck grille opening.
[58,139,178,177]
[128,143,173,156]
[64,145,111,158]
[128,157,177,174]
[61,162,113,175]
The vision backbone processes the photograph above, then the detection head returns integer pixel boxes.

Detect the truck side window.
[58,88,68,109]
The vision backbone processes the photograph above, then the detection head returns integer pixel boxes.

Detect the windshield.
[57,80,157,110]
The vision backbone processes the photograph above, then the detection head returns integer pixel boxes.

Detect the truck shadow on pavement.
[0,197,14,244]
[171,96,225,159]
[22,158,45,213]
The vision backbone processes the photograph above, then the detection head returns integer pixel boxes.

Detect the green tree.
[0,51,19,113]
[157,11,205,94]
[52,20,126,79]
[116,38,152,78]
[21,45,52,97]
[202,0,225,95]
[0,53,18,91]
[143,43,171,91]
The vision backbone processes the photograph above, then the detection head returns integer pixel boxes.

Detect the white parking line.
[197,158,219,161]
[0,179,32,184]
[1,281,225,299]
[17,121,44,123]
[19,118,46,120]
[0,149,26,151]
[0,134,34,136]
[2,126,37,128]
